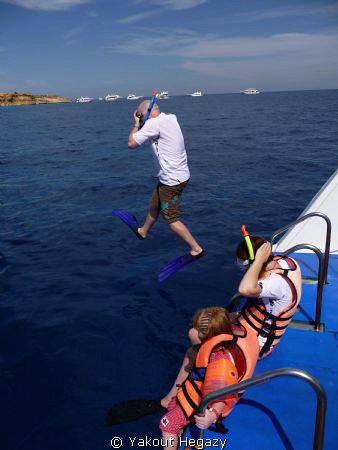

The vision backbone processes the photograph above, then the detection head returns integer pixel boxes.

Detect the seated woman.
[234,232,302,358]
[160,307,240,450]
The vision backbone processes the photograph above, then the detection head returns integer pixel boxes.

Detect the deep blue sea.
[1,90,338,450]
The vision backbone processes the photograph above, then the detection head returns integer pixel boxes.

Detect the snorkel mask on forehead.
[236,225,255,272]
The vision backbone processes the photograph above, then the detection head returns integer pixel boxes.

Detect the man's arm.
[128,111,141,149]
[128,125,140,149]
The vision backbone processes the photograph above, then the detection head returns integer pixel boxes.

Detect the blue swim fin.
[158,250,204,282]
[112,209,145,240]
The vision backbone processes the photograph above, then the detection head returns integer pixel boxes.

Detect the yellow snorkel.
[241,224,255,262]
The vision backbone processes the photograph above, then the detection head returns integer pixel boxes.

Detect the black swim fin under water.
[105,399,166,426]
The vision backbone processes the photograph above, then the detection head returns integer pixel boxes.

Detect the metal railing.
[271,212,331,331]
[196,368,326,450]
[271,212,331,284]
[280,243,324,330]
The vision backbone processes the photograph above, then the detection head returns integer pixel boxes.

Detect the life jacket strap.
[181,383,199,411]
[243,302,291,331]
[189,378,203,398]
[274,255,297,271]
[246,298,292,322]
[259,333,275,357]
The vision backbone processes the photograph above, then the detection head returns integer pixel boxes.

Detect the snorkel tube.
[241,224,255,262]
[137,90,157,129]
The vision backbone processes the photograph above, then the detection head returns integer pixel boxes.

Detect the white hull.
[105,94,121,101]
[274,169,338,253]
[76,97,93,103]
[157,91,169,99]
[241,89,260,94]
[127,94,142,100]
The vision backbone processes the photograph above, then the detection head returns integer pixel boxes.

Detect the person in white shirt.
[128,100,203,258]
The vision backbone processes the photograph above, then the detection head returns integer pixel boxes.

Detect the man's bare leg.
[169,220,203,256]
[138,207,159,238]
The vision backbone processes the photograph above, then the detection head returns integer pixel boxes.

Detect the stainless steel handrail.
[280,244,324,330]
[271,212,331,284]
[196,368,326,450]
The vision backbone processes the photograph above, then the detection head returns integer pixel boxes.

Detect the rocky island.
[0,92,72,106]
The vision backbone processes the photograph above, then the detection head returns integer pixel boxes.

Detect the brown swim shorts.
[149,180,189,224]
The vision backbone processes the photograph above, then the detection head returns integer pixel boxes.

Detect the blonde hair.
[192,307,233,342]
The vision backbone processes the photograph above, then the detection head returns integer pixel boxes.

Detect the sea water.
[1,90,338,449]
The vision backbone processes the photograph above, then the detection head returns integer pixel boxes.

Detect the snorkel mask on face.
[236,225,255,271]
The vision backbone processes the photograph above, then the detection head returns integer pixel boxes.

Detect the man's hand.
[133,110,142,129]
[128,110,141,148]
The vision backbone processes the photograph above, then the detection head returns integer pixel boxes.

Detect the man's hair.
[136,100,160,116]
[192,307,233,342]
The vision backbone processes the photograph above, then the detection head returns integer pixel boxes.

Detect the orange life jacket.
[177,331,259,419]
[239,256,300,358]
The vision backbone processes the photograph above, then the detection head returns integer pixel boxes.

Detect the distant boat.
[105,94,121,101]
[127,94,143,100]
[156,91,169,99]
[76,96,93,103]
[98,97,103,101]
[241,88,260,95]
[190,91,202,97]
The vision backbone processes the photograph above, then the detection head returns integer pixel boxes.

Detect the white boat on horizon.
[156,91,169,99]
[241,88,260,95]
[76,96,93,103]
[105,94,121,101]
[127,94,143,100]
[190,91,202,97]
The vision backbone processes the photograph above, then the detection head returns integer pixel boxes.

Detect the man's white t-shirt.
[256,259,293,348]
[133,113,190,186]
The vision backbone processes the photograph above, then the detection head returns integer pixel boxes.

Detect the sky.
[1,0,338,98]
